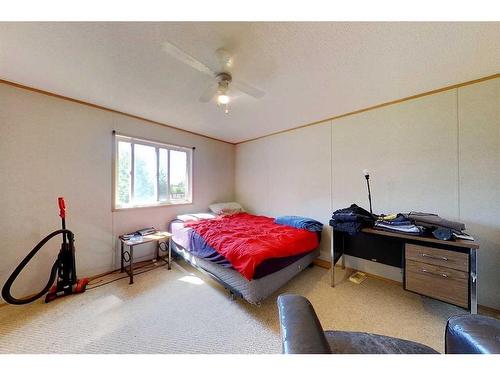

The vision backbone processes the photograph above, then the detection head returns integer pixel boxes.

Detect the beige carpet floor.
[0,260,489,354]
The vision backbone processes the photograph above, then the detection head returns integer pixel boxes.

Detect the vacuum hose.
[1,229,74,305]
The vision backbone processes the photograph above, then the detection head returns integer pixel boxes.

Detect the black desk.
[330,227,479,313]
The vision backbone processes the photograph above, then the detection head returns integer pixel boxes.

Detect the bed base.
[169,239,244,301]
[169,237,319,305]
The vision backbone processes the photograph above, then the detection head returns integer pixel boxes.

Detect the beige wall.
[458,79,500,310]
[236,123,332,258]
[0,83,234,301]
[1,77,498,309]
[236,77,500,309]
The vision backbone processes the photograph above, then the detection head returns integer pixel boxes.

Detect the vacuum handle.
[58,197,66,219]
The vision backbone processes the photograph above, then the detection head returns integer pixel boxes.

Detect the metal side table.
[119,231,172,284]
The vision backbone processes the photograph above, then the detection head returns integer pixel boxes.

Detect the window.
[114,134,193,209]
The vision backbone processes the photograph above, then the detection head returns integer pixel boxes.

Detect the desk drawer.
[405,244,468,272]
[405,259,468,308]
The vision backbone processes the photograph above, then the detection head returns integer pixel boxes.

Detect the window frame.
[113,132,193,210]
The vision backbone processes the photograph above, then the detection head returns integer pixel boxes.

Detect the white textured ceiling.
[0,22,499,143]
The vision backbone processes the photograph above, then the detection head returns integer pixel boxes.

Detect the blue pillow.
[275,216,323,232]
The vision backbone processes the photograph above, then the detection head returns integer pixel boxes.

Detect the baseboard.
[312,258,499,314]
[0,260,152,308]
[313,258,402,286]
[478,304,500,318]
[313,258,331,269]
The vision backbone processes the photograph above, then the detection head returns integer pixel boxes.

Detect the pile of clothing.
[374,213,424,235]
[375,212,467,240]
[329,204,377,235]
[330,204,471,242]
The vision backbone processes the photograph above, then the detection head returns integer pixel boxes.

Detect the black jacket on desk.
[330,204,376,235]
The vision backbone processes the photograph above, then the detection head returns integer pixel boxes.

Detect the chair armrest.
[445,314,500,354]
[277,294,331,354]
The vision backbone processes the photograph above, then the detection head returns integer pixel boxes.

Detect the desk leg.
[168,238,172,270]
[470,248,477,314]
[331,229,335,287]
[120,241,124,273]
[341,235,346,269]
[129,245,134,285]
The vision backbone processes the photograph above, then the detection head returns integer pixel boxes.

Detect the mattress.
[171,239,319,304]
[169,213,318,279]
[170,215,230,267]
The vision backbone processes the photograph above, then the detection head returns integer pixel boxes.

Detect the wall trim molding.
[236,72,500,145]
[2,73,499,147]
[0,78,234,146]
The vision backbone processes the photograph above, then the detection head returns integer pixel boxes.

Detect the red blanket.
[185,213,319,280]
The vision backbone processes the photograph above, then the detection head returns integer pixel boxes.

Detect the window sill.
[113,201,193,212]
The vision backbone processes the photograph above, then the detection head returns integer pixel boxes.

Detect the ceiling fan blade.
[162,40,214,77]
[232,79,265,99]
[199,83,219,103]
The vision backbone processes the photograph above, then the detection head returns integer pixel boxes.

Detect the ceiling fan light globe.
[217,94,230,105]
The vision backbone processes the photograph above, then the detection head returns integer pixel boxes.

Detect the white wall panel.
[235,78,499,307]
[0,85,114,299]
[0,84,234,300]
[332,90,459,218]
[458,78,500,309]
[331,90,459,281]
[266,123,332,257]
[235,138,270,215]
[236,122,332,257]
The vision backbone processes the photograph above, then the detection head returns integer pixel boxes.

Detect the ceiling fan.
[162,41,265,114]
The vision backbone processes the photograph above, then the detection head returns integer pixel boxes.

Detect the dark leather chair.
[277,294,500,354]
[445,314,500,354]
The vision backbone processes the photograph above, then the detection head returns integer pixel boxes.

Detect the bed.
[168,212,321,304]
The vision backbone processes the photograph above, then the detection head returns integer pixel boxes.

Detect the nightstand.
[119,231,172,284]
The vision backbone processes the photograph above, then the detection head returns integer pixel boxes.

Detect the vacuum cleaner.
[2,197,89,305]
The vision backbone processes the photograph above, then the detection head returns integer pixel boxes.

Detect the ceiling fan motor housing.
[216,72,232,94]
[216,72,232,83]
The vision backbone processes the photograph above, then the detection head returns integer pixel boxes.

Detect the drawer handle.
[421,253,448,261]
[421,268,448,278]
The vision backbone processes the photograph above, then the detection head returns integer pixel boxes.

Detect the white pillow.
[209,202,244,215]
[176,213,216,222]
